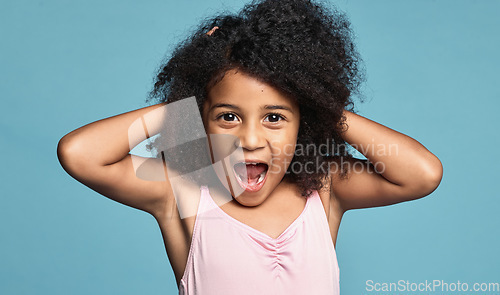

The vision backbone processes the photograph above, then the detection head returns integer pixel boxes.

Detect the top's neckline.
[201,186,313,242]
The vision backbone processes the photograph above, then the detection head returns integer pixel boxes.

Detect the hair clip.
[206,26,219,36]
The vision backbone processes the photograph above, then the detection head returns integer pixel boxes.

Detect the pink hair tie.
[206,26,219,36]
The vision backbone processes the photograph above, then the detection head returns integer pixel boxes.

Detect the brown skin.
[57,69,443,288]
[332,110,443,212]
[202,68,301,208]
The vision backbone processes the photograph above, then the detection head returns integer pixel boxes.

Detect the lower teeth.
[257,171,265,183]
[236,171,266,185]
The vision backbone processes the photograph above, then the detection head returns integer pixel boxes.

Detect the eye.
[264,113,285,123]
[217,112,239,122]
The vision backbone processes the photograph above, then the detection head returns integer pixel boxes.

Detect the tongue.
[234,163,267,180]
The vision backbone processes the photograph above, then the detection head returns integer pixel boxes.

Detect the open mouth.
[232,161,269,192]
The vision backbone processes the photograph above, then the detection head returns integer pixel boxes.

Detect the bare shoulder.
[302,172,344,247]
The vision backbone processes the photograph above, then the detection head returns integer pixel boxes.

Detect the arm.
[330,110,443,212]
[57,102,174,217]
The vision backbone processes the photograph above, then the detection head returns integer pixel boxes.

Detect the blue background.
[1,0,499,294]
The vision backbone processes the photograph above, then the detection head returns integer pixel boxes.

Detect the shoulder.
[315,170,345,221]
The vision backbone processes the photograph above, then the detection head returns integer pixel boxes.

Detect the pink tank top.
[179,185,340,295]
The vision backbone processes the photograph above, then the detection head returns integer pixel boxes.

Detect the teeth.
[257,171,266,183]
[234,170,266,184]
[235,172,244,182]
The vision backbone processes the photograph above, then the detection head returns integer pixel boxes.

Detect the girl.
[57,0,443,294]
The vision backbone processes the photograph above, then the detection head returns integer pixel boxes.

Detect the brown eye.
[264,113,284,123]
[219,113,238,122]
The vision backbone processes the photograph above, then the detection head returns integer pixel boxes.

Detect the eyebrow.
[263,104,294,113]
[209,103,241,112]
[209,103,294,113]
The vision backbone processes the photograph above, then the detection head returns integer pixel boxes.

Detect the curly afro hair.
[145,0,366,197]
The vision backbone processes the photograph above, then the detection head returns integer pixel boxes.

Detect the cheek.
[203,121,222,159]
[269,136,297,175]
[207,133,242,163]
[281,128,298,157]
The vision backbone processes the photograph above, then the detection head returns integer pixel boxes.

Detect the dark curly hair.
[145,0,366,197]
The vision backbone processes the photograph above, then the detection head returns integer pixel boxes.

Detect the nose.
[235,121,266,151]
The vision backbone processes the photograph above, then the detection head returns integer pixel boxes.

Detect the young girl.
[57,0,443,294]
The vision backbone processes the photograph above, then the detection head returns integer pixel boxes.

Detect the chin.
[232,193,267,207]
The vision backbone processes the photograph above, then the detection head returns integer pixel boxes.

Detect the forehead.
[205,69,298,110]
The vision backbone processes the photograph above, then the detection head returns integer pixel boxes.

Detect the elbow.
[57,136,73,172]
[57,135,84,175]
[57,136,69,165]
[57,135,74,163]
[417,155,444,198]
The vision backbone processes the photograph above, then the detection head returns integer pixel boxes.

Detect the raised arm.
[57,102,174,217]
[330,110,443,212]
